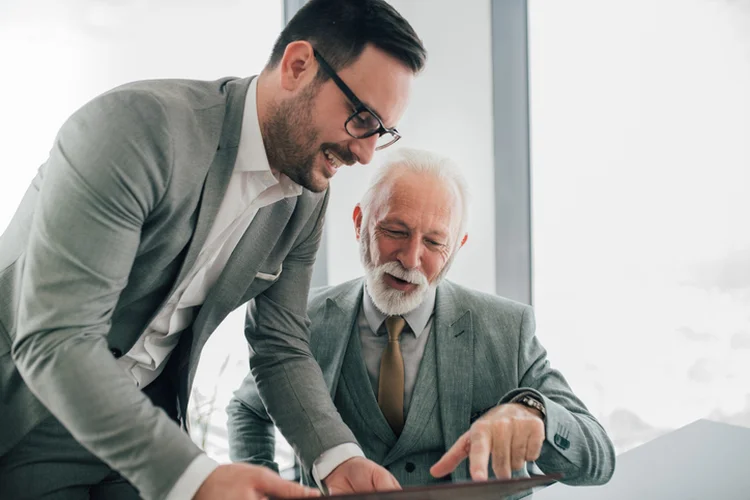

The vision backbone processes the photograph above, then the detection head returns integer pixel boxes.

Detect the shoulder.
[102,77,240,112]
[64,77,241,152]
[439,282,536,363]
[73,77,243,147]
[309,277,361,304]
[440,280,531,319]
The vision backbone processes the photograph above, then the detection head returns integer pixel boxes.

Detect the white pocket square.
[255,264,283,281]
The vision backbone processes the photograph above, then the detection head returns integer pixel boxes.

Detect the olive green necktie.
[378,316,406,435]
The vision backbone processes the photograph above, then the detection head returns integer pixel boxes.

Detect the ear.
[353,204,363,240]
[278,40,317,92]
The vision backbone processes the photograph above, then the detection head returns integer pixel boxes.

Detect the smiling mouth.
[324,148,344,168]
[390,274,410,285]
[385,273,419,292]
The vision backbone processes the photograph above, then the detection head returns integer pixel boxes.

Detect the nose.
[350,135,379,165]
[397,236,422,270]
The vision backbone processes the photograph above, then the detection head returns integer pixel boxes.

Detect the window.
[529,0,750,451]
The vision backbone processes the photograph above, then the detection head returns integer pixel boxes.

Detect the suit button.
[110,348,123,358]
[554,433,570,450]
[404,462,415,473]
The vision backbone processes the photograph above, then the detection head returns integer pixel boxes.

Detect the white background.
[530,0,750,450]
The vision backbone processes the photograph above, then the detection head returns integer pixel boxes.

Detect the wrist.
[511,402,544,420]
[325,456,364,482]
[509,392,546,421]
[312,443,364,492]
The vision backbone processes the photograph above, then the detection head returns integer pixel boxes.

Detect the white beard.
[360,225,434,316]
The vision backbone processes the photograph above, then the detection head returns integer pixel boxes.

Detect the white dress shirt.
[312,285,437,491]
[116,77,302,500]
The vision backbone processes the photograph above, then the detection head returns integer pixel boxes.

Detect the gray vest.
[331,322,452,486]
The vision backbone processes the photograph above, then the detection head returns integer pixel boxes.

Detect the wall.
[323,0,497,294]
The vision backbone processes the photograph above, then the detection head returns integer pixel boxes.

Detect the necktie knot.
[385,316,406,342]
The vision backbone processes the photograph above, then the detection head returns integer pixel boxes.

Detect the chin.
[294,167,329,193]
[368,280,429,316]
[307,175,330,193]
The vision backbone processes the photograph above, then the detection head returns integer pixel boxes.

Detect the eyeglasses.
[313,49,401,151]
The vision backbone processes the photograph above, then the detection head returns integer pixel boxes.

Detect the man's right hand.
[195,463,319,500]
[324,457,401,495]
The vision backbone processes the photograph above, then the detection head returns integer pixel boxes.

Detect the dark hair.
[266,0,426,77]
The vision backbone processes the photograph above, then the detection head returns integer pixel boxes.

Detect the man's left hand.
[430,403,545,481]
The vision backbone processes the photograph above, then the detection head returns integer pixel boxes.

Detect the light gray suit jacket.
[0,77,357,499]
[228,278,616,487]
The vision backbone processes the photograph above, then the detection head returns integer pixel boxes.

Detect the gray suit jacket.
[0,77,357,499]
[228,278,615,487]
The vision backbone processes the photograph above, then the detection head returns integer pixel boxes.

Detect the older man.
[227,149,615,491]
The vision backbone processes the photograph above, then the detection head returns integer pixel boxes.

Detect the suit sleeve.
[11,90,204,500]
[499,306,616,485]
[226,382,280,473]
[244,188,358,476]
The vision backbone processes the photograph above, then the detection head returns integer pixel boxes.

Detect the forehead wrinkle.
[378,200,453,240]
[368,171,460,239]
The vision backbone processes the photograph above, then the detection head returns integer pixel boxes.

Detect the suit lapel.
[313,281,364,397]
[167,77,251,299]
[189,198,295,353]
[382,324,439,466]
[167,77,253,412]
[435,283,474,481]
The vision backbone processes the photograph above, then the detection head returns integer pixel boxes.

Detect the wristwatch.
[511,392,546,420]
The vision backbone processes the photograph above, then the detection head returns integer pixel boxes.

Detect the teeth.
[324,149,343,168]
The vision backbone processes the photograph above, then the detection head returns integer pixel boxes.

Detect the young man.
[228,149,616,493]
[0,1,425,499]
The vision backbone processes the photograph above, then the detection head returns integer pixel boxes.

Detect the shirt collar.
[362,282,437,338]
[236,77,303,197]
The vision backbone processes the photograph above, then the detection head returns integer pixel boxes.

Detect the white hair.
[359,147,470,246]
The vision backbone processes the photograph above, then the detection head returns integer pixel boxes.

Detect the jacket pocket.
[254,264,282,282]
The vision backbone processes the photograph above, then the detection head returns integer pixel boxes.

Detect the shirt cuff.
[164,453,220,500]
[311,443,365,493]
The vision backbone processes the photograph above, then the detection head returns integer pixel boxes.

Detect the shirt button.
[110,348,123,358]
[404,462,416,473]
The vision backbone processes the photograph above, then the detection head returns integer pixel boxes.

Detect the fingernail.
[472,469,488,480]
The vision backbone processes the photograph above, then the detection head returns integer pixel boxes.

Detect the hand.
[324,456,401,494]
[430,403,545,481]
[194,463,319,500]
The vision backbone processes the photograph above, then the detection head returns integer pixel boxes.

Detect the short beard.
[262,82,322,192]
[360,222,434,316]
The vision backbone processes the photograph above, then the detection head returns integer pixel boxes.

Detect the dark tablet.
[278,474,562,500]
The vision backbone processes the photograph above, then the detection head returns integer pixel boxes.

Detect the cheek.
[374,238,396,264]
[311,96,349,140]
[424,253,447,281]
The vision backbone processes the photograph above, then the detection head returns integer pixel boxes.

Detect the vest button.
[404,462,416,473]
[110,348,123,358]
